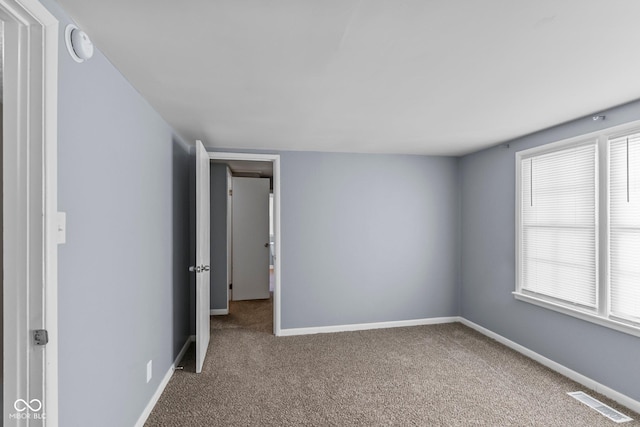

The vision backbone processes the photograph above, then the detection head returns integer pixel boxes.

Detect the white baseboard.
[458,318,640,415]
[210,308,228,315]
[278,316,459,337]
[134,335,195,427]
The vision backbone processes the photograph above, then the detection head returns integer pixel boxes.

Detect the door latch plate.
[34,329,49,345]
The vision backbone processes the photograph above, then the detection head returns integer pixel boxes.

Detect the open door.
[192,140,210,373]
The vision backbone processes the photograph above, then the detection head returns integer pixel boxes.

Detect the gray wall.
[210,164,229,310]
[460,99,640,403]
[42,1,192,425]
[279,151,460,329]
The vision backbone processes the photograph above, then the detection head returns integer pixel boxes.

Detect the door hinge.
[57,212,66,244]
[229,189,232,196]
[229,283,232,289]
[34,329,49,346]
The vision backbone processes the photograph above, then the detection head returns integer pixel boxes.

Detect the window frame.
[514,119,640,339]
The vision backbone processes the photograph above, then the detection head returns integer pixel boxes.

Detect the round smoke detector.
[65,24,94,63]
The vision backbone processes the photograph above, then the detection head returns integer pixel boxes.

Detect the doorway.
[231,174,271,301]
[208,152,282,336]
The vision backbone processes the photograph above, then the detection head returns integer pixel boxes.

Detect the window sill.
[513,292,640,339]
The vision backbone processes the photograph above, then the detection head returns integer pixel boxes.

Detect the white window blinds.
[520,143,597,308]
[609,133,640,323]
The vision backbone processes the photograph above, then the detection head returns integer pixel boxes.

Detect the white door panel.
[195,140,210,373]
[226,167,233,302]
[232,177,270,301]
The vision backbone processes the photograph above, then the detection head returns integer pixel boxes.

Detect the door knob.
[202,265,210,272]
[189,265,202,273]
[264,243,269,248]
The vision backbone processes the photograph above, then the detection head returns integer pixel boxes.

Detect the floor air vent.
[567,391,633,423]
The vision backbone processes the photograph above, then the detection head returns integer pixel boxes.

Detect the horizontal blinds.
[521,143,597,307]
[609,133,640,322]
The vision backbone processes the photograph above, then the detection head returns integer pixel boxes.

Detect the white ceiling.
[58,0,640,156]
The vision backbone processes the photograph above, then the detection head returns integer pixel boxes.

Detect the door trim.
[1,0,59,424]
[208,152,282,336]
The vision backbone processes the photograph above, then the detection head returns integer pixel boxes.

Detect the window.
[609,133,640,324]
[520,143,598,308]
[515,123,640,337]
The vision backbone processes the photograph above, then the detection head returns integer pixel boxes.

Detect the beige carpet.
[146,299,639,426]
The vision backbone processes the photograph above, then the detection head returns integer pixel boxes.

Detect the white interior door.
[194,140,210,373]
[226,167,233,303]
[232,177,270,300]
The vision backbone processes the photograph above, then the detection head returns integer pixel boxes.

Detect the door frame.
[1,0,59,425]
[208,152,282,336]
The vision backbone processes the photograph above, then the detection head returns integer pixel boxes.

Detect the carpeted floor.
[145,299,639,426]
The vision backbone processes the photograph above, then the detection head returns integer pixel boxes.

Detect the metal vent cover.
[568,391,633,423]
